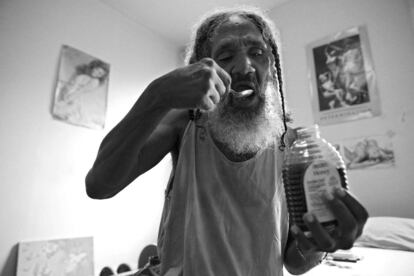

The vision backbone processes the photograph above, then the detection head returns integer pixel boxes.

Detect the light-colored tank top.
[157,114,289,276]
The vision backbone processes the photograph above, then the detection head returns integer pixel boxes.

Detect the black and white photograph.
[52,45,110,129]
[337,134,395,170]
[1,1,414,276]
[16,237,94,276]
[307,26,382,125]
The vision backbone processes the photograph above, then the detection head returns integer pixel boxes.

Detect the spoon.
[229,89,254,98]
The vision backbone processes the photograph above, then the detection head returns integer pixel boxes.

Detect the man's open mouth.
[231,82,257,99]
[232,89,254,98]
[233,82,255,91]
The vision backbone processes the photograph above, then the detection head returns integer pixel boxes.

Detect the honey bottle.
[282,125,348,234]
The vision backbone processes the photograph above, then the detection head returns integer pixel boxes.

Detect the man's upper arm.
[136,109,189,175]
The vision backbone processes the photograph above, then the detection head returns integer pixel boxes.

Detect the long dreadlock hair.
[184,6,292,150]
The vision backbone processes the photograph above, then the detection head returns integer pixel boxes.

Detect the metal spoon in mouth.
[229,89,254,98]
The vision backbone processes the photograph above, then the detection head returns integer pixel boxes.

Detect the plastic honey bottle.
[282,125,348,234]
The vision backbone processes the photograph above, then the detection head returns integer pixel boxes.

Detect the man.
[86,7,368,276]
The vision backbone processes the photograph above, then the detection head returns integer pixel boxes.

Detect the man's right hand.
[153,58,231,111]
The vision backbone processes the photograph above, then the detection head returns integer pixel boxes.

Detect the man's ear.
[271,66,277,80]
[269,54,277,78]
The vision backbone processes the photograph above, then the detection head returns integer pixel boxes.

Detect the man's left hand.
[291,187,369,254]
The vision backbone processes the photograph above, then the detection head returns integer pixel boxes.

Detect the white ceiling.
[100,0,290,47]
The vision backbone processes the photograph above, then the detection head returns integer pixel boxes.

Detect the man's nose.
[231,55,255,75]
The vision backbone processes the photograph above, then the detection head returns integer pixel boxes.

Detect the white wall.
[410,0,414,30]
[269,0,414,218]
[0,0,179,275]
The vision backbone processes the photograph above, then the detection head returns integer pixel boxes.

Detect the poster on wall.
[52,45,110,129]
[306,26,381,125]
[16,236,94,276]
[335,133,395,170]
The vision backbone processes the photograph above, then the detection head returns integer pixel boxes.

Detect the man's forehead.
[213,36,267,51]
[211,16,267,51]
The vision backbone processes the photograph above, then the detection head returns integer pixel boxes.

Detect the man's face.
[210,15,274,111]
[206,15,282,155]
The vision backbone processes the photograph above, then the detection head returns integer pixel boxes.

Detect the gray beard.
[207,84,283,155]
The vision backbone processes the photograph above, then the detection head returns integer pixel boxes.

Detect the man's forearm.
[284,236,326,275]
[86,79,171,198]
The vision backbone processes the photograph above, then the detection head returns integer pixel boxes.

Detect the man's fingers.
[199,57,231,93]
[198,97,215,111]
[200,57,215,67]
[214,63,232,94]
[324,190,358,232]
[323,191,358,249]
[290,224,316,254]
[208,83,221,105]
[333,188,369,237]
[211,73,226,97]
[303,213,337,252]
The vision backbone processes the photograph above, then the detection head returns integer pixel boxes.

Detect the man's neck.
[211,136,258,162]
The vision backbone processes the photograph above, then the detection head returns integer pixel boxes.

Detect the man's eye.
[217,53,233,62]
[251,48,264,56]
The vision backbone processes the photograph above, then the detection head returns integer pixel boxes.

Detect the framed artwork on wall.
[52,45,110,129]
[334,133,395,170]
[17,236,94,276]
[306,26,381,125]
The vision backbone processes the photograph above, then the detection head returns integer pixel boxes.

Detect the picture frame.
[335,133,395,170]
[306,26,381,125]
[52,45,110,129]
[17,236,94,276]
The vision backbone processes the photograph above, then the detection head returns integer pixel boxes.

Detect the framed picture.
[17,237,94,276]
[335,133,395,170]
[52,45,110,129]
[307,26,381,125]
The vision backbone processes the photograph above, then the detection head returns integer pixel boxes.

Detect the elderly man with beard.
[86,7,368,276]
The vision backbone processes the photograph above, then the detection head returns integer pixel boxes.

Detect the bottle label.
[303,160,341,223]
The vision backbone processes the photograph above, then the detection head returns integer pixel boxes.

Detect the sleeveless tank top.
[157,114,289,276]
